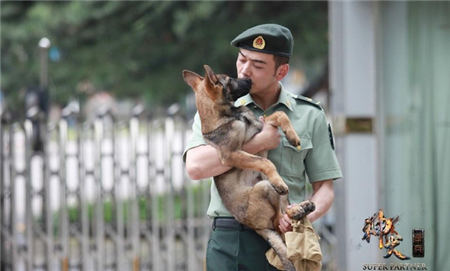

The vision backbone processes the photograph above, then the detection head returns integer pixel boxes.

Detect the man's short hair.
[274,55,289,70]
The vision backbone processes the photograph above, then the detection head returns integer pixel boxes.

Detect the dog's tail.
[256,229,296,271]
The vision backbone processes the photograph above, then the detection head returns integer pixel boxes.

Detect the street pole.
[38,37,54,270]
[39,37,51,89]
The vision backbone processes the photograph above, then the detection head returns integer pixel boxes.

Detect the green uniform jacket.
[183,84,343,217]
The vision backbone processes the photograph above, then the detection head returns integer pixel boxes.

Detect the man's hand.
[259,116,281,150]
[279,180,335,232]
[244,116,281,153]
[278,213,293,233]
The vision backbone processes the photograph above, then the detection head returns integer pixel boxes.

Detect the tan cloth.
[265,217,322,271]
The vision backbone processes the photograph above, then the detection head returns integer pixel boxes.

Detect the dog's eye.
[218,78,229,88]
[219,78,231,88]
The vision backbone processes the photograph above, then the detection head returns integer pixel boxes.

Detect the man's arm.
[307,179,334,222]
[278,179,334,232]
[185,118,281,180]
[185,144,230,180]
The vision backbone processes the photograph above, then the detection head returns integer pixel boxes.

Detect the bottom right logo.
[362,209,411,260]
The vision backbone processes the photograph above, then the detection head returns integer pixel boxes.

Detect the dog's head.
[182,65,252,103]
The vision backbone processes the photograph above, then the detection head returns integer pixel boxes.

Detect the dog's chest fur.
[202,105,268,219]
[203,105,262,150]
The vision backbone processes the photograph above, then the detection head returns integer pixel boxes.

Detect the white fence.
[0,109,211,271]
[1,107,339,271]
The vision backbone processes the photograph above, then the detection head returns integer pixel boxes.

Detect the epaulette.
[291,94,323,110]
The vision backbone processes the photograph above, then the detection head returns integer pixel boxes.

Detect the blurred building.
[329,2,449,271]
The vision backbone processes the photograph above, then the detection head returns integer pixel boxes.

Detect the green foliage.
[58,183,209,227]
[1,1,328,109]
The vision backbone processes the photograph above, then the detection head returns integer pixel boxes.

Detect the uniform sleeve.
[304,110,343,182]
[183,112,206,162]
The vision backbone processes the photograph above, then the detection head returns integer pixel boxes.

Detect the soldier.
[184,24,343,271]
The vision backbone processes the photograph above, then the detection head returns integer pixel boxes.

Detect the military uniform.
[183,24,342,271]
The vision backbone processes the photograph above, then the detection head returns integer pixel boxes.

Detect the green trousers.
[206,227,281,271]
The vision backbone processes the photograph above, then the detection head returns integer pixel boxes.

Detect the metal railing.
[1,108,211,271]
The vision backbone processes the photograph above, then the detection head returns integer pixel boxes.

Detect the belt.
[212,217,252,231]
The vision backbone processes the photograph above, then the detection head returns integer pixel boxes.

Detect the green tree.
[1,1,328,111]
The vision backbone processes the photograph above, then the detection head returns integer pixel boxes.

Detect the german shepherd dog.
[183,65,315,271]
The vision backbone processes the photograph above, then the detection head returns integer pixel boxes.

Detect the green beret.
[231,24,293,58]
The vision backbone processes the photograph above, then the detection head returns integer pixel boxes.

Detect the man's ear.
[182,70,203,90]
[275,64,289,81]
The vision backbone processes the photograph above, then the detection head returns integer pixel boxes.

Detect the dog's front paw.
[272,180,289,195]
[286,200,316,220]
[286,130,301,150]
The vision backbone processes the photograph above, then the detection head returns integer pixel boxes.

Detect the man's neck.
[251,84,281,111]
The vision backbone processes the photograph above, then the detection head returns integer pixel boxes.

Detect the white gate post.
[329,2,381,270]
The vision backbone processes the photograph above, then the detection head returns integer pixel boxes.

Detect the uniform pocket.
[278,136,313,177]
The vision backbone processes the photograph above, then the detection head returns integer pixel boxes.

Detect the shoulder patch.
[328,123,335,150]
[292,94,323,110]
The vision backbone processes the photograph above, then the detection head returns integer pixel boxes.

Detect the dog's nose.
[241,78,252,90]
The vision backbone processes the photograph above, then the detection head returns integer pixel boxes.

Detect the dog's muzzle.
[239,78,252,91]
[231,78,252,101]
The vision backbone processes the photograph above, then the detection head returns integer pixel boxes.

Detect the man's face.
[236,49,279,94]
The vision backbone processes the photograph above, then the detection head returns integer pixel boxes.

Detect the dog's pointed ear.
[202,65,220,101]
[182,70,203,90]
[203,65,218,88]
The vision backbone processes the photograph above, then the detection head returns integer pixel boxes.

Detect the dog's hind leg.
[219,150,288,195]
[286,200,316,220]
[256,229,295,271]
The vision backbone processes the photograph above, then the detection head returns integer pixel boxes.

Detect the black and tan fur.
[183,65,315,271]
